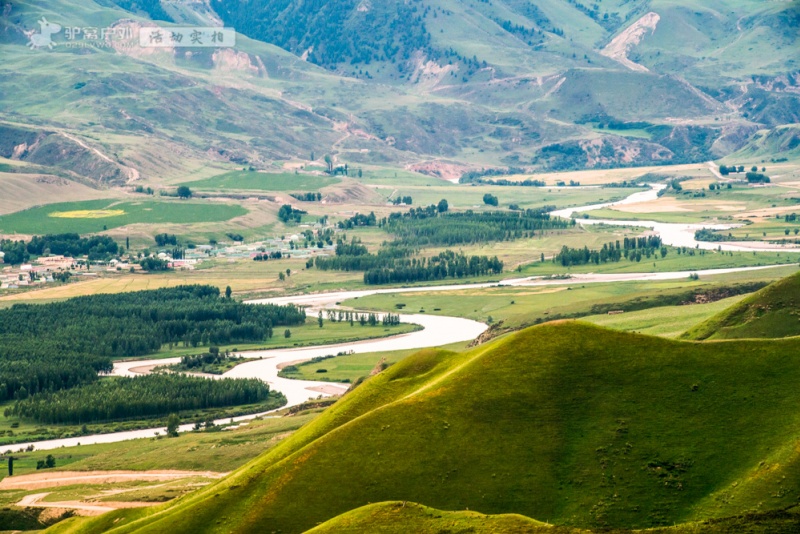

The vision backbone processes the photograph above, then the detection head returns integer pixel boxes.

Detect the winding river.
[552,183,800,253]
[6,184,800,452]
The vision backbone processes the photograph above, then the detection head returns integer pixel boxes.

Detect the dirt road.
[0,470,226,490]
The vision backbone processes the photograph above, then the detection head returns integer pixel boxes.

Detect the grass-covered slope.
[306,501,569,533]
[310,502,800,534]
[725,125,800,163]
[51,322,800,534]
[4,0,798,178]
[682,270,800,340]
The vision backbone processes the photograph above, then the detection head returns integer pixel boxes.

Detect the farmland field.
[0,172,111,216]
[370,184,638,210]
[341,267,797,330]
[182,171,340,192]
[0,200,248,234]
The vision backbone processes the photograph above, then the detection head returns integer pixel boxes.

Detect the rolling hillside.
[683,270,800,340]
[0,0,797,186]
[309,502,800,534]
[307,502,574,533]
[725,124,800,163]
[49,320,800,533]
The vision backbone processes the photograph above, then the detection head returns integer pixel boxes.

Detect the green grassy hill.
[682,270,800,340]
[307,502,571,533]
[725,125,800,164]
[49,320,800,534]
[309,502,800,534]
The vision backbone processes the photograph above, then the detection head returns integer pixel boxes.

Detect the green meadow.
[143,320,422,361]
[342,268,795,330]
[517,248,799,276]
[0,200,247,234]
[0,413,319,480]
[182,170,340,192]
[372,185,636,211]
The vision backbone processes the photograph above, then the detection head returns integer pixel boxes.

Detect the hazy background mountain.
[0,0,797,185]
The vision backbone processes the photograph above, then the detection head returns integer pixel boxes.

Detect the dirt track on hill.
[600,12,660,72]
[17,492,157,516]
[0,470,226,490]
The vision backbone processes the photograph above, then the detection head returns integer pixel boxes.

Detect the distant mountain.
[205,0,799,86]
[60,319,800,533]
[1,0,797,185]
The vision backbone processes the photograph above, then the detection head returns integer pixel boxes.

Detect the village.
[1,227,337,291]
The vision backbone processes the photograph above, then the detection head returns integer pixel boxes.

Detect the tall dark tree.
[166,413,180,437]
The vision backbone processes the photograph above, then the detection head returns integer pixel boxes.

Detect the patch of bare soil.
[600,12,660,72]
[306,385,348,396]
[407,161,471,182]
[0,470,226,491]
[17,492,157,516]
[323,181,382,203]
[277,359,307,370]
[128,364,161,374]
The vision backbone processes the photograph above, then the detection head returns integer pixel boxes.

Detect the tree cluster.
[382,207,573,247]
[209,0,445,76]
[174,348,242,375]
[459,167,526,184]
[719,164,745,176]
[139,257,171,272]
[155,233,178,246]
[26,233,119,260]
[134,185,155,195]
[323,309,401,326]
[253,251,286,261]
[278,204,307,223]
[554,236,665,267]
[0,240,29,265]
[314,240,413,272]
[745,172,770,183]
[0,286,306,358]
[290,192,322,202]
[337,212,377,229]
[0,341,111,403]
[6,374,275,424]
[694,229,734,242]
[363,250,503,285]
